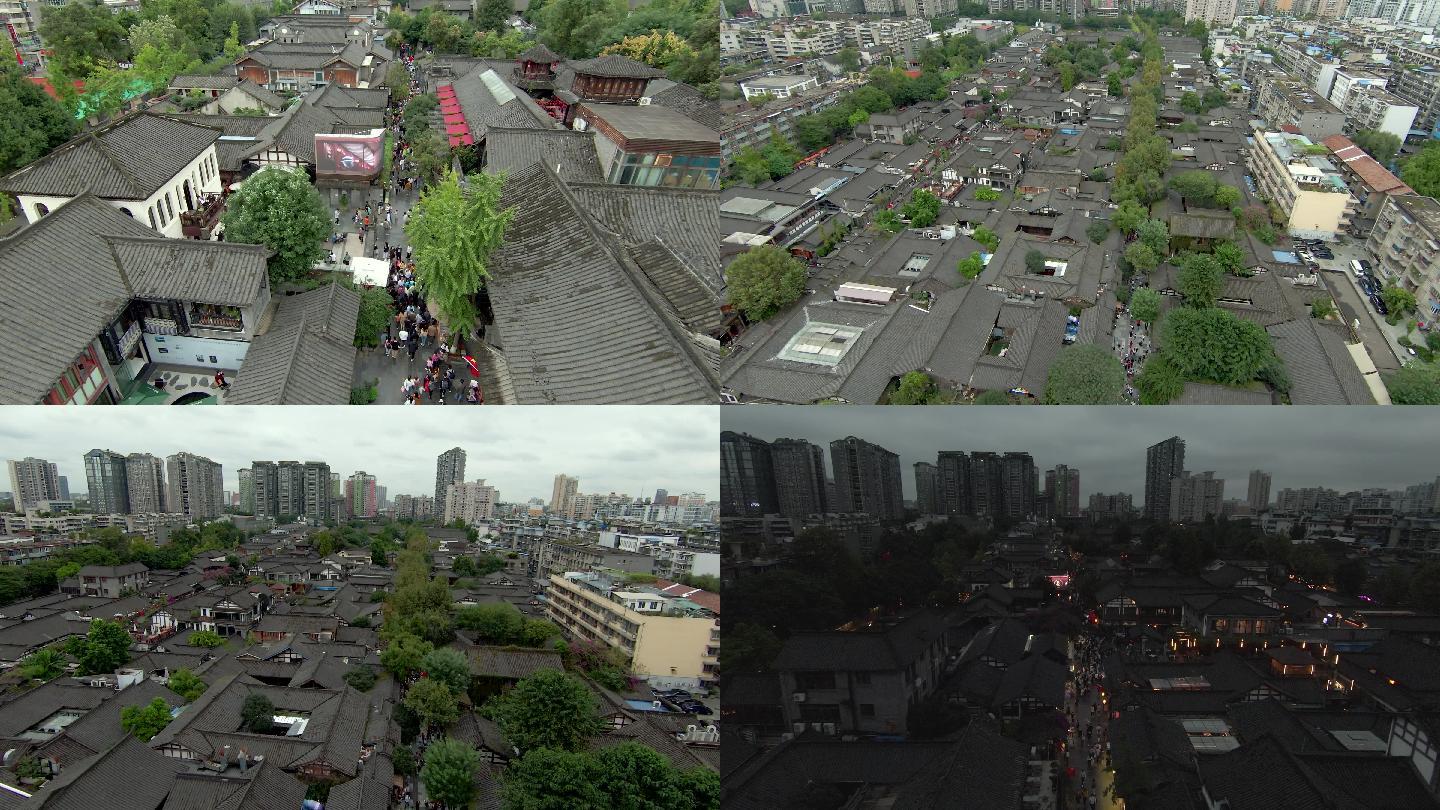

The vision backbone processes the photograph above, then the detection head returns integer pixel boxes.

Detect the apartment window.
[795,671,836,690]
[854,672,871,685]
[860,704,876,718]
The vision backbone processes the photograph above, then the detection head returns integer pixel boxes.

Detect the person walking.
[213,371,231,390]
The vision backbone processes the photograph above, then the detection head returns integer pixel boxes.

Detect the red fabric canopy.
[461,133,474,145]
[444,123,469,135]
[442,112,466,124]
[448,135,463,147]
[436,85,456,97]
[448,133,476,147]
[440,101,461,112]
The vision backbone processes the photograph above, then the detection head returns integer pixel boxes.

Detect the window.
[33,203,49,217]
[795,671,836,690]
[165,193,174,219]
[860,704,876,717]
[148,208,157,229]
[854,673,871,685]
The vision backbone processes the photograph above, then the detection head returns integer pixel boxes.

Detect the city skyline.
[722,408,1440,503]
[2,407,718,504]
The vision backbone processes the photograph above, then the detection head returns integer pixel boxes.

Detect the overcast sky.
[725,407,1440,503]
[3,407,718,503]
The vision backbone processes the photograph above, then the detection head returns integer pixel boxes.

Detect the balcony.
[179,195,225,240]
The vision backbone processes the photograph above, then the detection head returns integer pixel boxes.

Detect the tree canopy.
[405,169,513,337]
[421,738,482,809]
[220,168,329,287]
[1402,141,1440,199]
[902,189,941,228]
[1044,344,1125,404]
[1159,306,1276,386]
[419,647,472,696]
[76,619,132,675]
[485,669,604,753]
[1129,287,1161,323]
[724,245,806,321]
[405,676,460,729]
[1384,363,1440,404]
[502,743,720,810]
[120,698,175,742]
[1353,130,1401,164]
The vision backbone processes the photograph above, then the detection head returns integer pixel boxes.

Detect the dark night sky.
[724,407,1440,504]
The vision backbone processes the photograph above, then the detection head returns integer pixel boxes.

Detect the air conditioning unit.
[792,723,807,734]
[822,723,836,735]
[792,692,807,702]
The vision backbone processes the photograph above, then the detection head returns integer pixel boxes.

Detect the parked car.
[680,701,713,715]
[1370,294,1388,315]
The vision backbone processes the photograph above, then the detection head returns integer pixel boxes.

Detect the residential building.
[915,462,940,515]
[344,471,376,518]
[1185,0,1239,24]
[1321,135,1414,234]
[1248,470,1271,513]
[444,480,498,526]
[75,562,150,598]
[720,431,779,516]
[1170,471,1225,524]
[720,86,844,163]
[830,436,904,521]
[770,438,829,518]
[1368,195,1440,314]
[1247,129,1358,240]
[7,457,61,511]
[1255,77,1346,142]
[393,494,434,520]
[166,453,223,520]
[902,0,958,17]
[937,451,969,516]
[84,449,130,516]
[1046,465,1081,519]
[233,40,389,93]
[1146,436,1186,523]
[1000,452,1038,521]
[1389,65,1440,138]
[250,461,332,522]
[551,474,579,517]
[238,467,253,514]
[739,75,821,101]
[1344,87,1419,143]
[1325,69,1388,112]
[435,447,466,514]
[124,453,167,514]
[1088,492,1133,521]
[546,571,719,689]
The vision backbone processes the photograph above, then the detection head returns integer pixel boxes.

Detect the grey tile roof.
[644,79,722,131]
[488,163,718,403]
[449,67,560,139]
[890,723,1028,810]
[0,112,220,200]
[323,752,393,810]
[483,127,604,183]
[240,41,367,70]
[626,240,723,335]
[467,646,563,680]
[0,195,228,404]
[161,758,308,810]
[227,284,360,405]
[1174,381,1275,404]
[161,114,275,172]
[566,182,721,284]
[568,55,665,79]
[108,236,270,307]
[1267,318,1373,405]
[28,736,187,810]
[517,43,561,64]
[171,75,239,90]
[772,611,946,672]
[306,83,388,113]
[237,101,373,165]
[232,80,286,112]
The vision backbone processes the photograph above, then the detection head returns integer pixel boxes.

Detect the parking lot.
[1295,238,1404,372]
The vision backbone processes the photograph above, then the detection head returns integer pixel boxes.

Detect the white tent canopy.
[350,256,388,287]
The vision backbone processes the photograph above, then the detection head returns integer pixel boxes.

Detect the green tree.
[381,634,435,678]
[1135,353,1184,403]
[240,692,275,733]
[1334,557,1369,597]
[1112,199,1148,234]
[120,697,174,742]
[1137,219,1169,256]
[1044,344,1125,404]
[890,371,938,405]
[344,666,377,691]
[1107,74,1123,96]
[1129,287,1161,323]
[1124,241,1158,272]
[405,677,460,729]
[189,629,224,648]
[732,146,772,185]
[1025,249,1047,274]
[457,601,524,643]
[1086,220,1110,244]
[486,669,604,753]
[518,618,562,647]
[20,649,66,680]
[901,189,941,228]
[419,647,472,696]
[38,0,131,79]
[501,747,603,809]
[385,61,412,105]
[1384,363,1440,404]
[1160,307,1275,385]
[957,251,985,279]
[0,63,80,174]
[475,0,512,32]
[1213,240,1245,274]
[77,619,132,675]
[1353,130,1401,163]
[720,623,781,673]
[974,186,1001,202]
[1382,285,1417,317]
[1310,297,1337,319]
[421,738,481,809]
[1169,169,1217,204]
[1213,183,1241,209]
[354,287,392,348]
[835,46,861,73]
[724,244,806,321]
[972,224,999,252]
[874,209,903,233]
[220,167,328,286]
[537,0,624,58]
[1177,252,1223,306]
[451,555,478,577]
[406,169,512,338]
[1402,141,1440,198]
[167,668,206,702]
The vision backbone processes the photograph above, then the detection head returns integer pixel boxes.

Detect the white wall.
[143,333,249,372]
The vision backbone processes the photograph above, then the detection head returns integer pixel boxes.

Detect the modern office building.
[830,436,904,521]
[1145,437,1186,523]
[84,449,130,516]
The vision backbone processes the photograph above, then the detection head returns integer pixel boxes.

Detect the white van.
[1350,259,1365,277]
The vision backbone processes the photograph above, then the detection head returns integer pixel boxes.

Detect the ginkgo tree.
[404,169,513,340]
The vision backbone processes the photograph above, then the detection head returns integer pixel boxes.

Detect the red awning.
[461,133,474,145]
[436,85,456,96]
[448,135,463,147]
[440,101,461,112]
[442,113,466,124]
[445,123,469,135]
